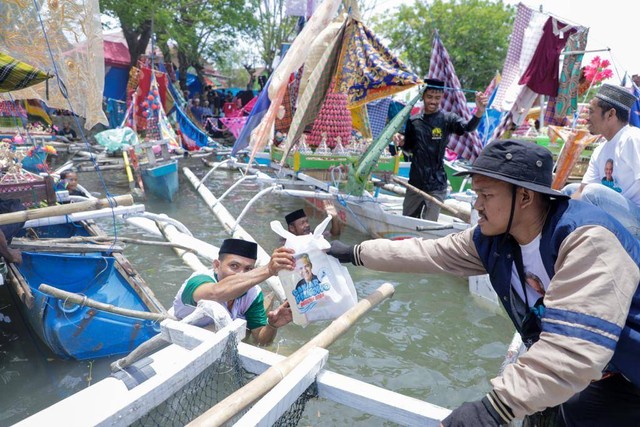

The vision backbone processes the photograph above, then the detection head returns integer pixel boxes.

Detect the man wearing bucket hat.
[173,238,295,346]
[393,79,488,221]
[563,83,640,238]
[329,139,640,425]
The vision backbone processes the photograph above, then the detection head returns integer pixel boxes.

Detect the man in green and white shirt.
[173,238,294,345]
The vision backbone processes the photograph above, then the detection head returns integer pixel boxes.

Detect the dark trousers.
[560,375,640,426]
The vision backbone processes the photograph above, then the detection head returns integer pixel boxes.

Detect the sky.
[372,0,638,83]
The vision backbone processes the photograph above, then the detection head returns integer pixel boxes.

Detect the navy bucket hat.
[454,139,570,200]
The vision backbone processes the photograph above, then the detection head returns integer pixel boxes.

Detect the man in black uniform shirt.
[393,79,488,220]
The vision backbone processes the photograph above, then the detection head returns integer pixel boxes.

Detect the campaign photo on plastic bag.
[270,216,358,327]
[291,253,334,315]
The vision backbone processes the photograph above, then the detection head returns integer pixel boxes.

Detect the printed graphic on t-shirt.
[601,158,622,193]
[524,271,545,297]
[432,127,442,140]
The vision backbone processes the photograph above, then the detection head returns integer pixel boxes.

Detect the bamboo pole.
[183,167,286,302]
[110,334,168,372]
[9,240,123,253]
[12,235,199,254]
[391,177,471,223]
[0,195,133,226]
[188,282,395,427]
[157,220,208,272]
[38,284,176,322]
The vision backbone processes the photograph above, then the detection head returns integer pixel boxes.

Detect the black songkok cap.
[219,238,258,260]
[285,208,306,225]
[424,78,445,90]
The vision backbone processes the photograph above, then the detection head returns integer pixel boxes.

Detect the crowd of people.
[185,86,255,127]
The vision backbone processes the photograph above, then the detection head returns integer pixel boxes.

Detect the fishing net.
[130,334,318,427]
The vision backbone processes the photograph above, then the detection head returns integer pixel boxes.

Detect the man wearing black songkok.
[285,207,342,237]
[393,78,488,221]
[173,238,295,345]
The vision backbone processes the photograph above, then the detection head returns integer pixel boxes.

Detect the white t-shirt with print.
[510,234,551,308]
[582,125,640,206]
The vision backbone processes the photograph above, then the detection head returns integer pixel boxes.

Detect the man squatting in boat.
[329,139,640,426]
[173,238,295,346]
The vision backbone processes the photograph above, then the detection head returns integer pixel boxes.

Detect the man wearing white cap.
[563,83,640,237]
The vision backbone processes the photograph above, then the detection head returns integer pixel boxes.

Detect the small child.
[57,171,83,196]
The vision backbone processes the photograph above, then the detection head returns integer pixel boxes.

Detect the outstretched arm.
[0,230,21,264]
[193,247,295,303]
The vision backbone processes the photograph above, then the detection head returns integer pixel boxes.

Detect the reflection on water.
[0,158,513,424]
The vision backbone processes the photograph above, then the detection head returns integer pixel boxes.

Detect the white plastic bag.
[271,216,358,327]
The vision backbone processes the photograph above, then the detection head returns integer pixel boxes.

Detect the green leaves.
[373,0,515,97]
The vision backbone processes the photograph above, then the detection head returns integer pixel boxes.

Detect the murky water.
[0,157,514,425]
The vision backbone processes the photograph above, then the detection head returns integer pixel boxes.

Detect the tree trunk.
[177,50,189,95]
[122,20,153,67]
[243,64,256,91]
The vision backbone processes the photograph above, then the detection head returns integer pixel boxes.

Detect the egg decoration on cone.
[307,84,352,151]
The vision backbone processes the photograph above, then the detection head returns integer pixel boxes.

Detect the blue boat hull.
[141,160,179,202]
[13,252,161,360]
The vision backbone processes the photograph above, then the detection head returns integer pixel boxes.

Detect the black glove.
[327,240,356,264]
[442,397,506,427]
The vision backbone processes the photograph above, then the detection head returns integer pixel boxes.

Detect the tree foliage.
[101,0,295,88]
[251,0,297,73]
[373,0,515,95]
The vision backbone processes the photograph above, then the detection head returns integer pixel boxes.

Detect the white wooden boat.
[16,283,452,427]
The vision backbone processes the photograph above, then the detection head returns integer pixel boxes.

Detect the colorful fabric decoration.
[630,85,640,129]
[492,4,535,111]
[475,72,504,146]
[518,17,577,96]
[279,21,346,160]
[334,20,421,109]
[428,32,482,161]
[366,97,392,140]
[248,0,343,164]
[134,67,169,131]
[554,28,589,120]
[0,53,51,93]
[24,99,52,125]
[275,73,297,134]
[350,104,372,140]
[232,76,272,155]
[220,117,248,139]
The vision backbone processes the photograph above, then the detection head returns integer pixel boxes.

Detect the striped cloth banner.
[428,32,482,161]
[0,53,50,93]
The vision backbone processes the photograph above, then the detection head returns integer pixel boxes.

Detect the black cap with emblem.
[454,139,569,199]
